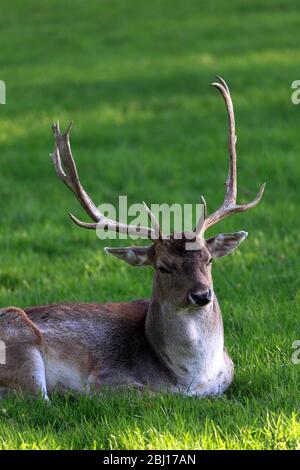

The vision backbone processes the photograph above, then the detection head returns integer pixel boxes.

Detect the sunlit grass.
[0,392,299,450]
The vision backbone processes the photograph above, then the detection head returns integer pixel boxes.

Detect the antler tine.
[196,77,265,238]
[68,212,146,235]
[211,77,237,206]
[51,122,154,238]
[143,202,163,239]
[200,195,207,220]
[197,183,265,235]
[194,195,207,236]
[215,75,230,94]
[51,121,100,222]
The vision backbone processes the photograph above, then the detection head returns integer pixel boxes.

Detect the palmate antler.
[50,122,161,239]
[195,76,265,239]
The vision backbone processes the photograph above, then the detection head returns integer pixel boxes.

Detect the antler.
[195,76,265,238]
[51,78,264,244]
[50,121,157,238]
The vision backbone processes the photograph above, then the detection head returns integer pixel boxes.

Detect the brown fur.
[3,307,43,346]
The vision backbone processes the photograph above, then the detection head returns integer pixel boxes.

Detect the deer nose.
[189,288,212,306]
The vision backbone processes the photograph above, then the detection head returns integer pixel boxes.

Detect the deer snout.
[189,288,212,307]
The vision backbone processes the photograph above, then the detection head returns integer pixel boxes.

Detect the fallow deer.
[0,77,265,399]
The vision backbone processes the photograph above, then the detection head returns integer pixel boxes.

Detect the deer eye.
[158,265,172,274]
[207,258,213,266]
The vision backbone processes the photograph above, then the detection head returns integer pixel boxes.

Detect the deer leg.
[87,366,144,394]
[0,344,49,400]
[0,308,48,400]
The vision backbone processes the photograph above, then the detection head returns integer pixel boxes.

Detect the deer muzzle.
[189,288,212,307]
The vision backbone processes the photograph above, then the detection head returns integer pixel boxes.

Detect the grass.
[0,0,300,450]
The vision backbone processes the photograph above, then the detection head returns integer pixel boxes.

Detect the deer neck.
[145,287,224,386]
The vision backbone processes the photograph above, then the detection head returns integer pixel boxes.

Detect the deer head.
[51,77,265,309]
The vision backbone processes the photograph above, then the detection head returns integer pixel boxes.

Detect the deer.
[0,77,265,400]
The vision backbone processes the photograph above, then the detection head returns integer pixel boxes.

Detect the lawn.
[0,0,300,450]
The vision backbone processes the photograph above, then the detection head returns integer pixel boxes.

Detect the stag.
[0,77,265,399]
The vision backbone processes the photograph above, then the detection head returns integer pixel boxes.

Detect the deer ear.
[206,231,248,258]
[104,246,153,267]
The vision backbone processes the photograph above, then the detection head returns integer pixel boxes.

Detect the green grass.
[0,0,300,450]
